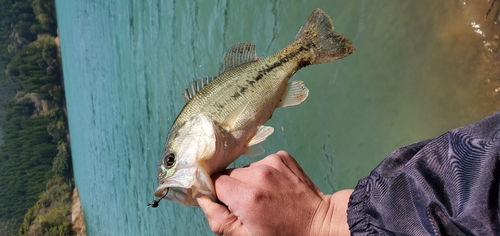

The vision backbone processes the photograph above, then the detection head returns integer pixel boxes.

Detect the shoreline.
[55,31,87,235]
[71,188,86,236]
[55,32,86,235]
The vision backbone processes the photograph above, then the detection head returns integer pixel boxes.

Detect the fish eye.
[163,153,175,168]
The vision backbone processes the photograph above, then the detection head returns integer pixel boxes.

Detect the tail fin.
[295,8,355,65]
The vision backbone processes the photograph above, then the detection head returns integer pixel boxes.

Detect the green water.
[56,0,496,235]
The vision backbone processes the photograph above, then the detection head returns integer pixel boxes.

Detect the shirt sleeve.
[347,112,500,235]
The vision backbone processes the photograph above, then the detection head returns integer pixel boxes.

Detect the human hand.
[197,150,353,236]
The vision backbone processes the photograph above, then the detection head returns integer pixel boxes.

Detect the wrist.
[309,189,353,236]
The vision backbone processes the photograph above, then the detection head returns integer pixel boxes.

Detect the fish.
[154,8,355,206]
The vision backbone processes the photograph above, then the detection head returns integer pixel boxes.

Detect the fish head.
[155,113,222,206]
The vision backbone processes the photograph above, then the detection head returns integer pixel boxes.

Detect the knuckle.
[247,187,268,203]
[277,150,294,162]
[253,165,276,181]
[263,153,286,168]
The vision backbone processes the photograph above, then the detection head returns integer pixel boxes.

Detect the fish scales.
[175,42,309,133]
[154,8,355,206]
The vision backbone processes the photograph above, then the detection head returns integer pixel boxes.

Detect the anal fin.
[248,125,274,147]
[244,144,264,157]
[277,81,309,108]
[244,125,274,157]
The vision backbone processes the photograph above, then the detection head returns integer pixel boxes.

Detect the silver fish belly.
[154,8,355,206]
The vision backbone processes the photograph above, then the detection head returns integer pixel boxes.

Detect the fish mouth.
[154,165,215,205]
[155,181,184,200]
[154,186,169,198]
[155,183,194,205]
[154,178,169,198]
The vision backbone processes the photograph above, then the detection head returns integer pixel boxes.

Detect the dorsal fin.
[183,76,216,102]
[219,42,258,74]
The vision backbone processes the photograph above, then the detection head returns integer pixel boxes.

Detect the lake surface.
[55,0,498,235]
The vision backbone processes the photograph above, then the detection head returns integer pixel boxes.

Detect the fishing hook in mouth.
[148,188,169,208]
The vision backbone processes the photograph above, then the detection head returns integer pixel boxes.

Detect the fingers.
[211,168,298,236]
[245,151,305,179]
[233,151,322,196]
[202,151,327,236]
[275,150,322,195]
[211,173,260,212]
[197,196,249,236]
[274,150,308,179]
[215,151,323,211]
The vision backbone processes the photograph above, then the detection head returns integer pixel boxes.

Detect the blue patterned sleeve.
[347,112,500,235]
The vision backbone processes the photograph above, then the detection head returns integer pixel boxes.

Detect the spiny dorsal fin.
[219,42,258,74]
[183,76,216,102]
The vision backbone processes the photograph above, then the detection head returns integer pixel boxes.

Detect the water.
[55,0,498,235]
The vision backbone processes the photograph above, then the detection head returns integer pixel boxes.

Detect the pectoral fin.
[277,81,309,108]
[222,101,249,131]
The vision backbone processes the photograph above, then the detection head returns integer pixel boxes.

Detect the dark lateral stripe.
[239,86,247,93]
[254,46,308,81]
[246,80,255,87]
[231,92,241,98]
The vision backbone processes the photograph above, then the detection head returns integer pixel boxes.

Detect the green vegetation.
[18,176,73,236]
[0,0,75,235]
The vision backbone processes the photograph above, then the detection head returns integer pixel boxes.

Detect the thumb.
[197,196,248,236]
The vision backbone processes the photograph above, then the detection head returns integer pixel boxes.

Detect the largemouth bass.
[154,8,354,206]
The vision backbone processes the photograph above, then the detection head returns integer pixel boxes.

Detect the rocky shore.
[71,188,86,236]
